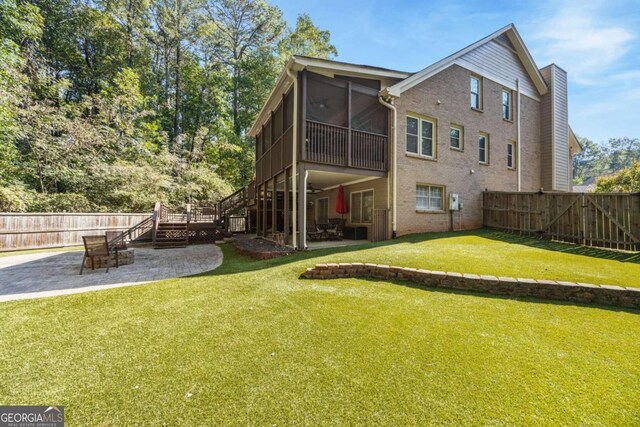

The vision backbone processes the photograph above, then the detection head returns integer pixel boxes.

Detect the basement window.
[416,184,444,211]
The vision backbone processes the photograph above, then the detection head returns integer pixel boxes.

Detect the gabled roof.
[382,24,548,98]
[293,55,411,79]
[248,57,411,137]
[569,126,582,154]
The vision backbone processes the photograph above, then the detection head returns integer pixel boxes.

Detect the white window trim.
[416,184,446,212]
[316,197,329,223]
[507,141,516,169]
[406,114,437,159]
[502,90,511,121]
[470,75,482,110]
[450,124,463,151]
[350,189,374,224]
[479,133,490,165]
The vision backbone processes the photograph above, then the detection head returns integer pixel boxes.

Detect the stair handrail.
[108,215,155,250]
[219,186,248,217]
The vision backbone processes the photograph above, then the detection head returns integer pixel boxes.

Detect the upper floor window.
[502,90,511,120]
[416,184,444,211]
[406,115,436,158]
[470,76,482,109]
[507,141,515,169]
[450,125,463,150]
[479,133,489,164]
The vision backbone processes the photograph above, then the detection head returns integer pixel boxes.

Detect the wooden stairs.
[150,185,252,249]
[153,222,188,249]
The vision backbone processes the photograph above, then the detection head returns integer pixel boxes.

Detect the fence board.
[372,209,388,242]
[0,212,149,252]
[483,191,640,252]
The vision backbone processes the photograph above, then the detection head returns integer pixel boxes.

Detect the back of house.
[249,23,582,248]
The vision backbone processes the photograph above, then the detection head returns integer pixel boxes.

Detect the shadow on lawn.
[481,230,640,264]
[360,276,640,315]
[196,228,639,278]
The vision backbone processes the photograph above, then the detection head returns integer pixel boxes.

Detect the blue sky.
[273,0,640,144]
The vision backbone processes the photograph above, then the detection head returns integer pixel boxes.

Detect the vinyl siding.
[307,177,389,238]
[539,65,570,191]
[457,39,538,98]
[552,67,570,191]
[494,33,515,50]
[539,66,554,190]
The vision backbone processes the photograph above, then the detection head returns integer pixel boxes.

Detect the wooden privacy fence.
[483,191,640,251]
[0,212,150,252]
[371,209,388,242]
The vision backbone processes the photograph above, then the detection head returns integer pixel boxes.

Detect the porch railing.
[305,120,387,172]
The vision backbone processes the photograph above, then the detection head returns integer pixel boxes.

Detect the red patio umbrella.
[336,185,348,220]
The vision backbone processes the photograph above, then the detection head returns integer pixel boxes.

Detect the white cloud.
[532,0,635,84]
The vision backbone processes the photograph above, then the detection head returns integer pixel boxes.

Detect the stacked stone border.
[83,249,135,268]
[233,238,294,260]
[301,263,640,310]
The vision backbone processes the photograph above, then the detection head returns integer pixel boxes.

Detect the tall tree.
[278,13,337,62]
[0,0,43,184]
[203,0,284,134]
[150,0,203,149]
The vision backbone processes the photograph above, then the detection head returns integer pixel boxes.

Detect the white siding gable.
[455,39,539,99]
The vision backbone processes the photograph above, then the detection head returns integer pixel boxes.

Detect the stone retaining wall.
[301,263,640,310]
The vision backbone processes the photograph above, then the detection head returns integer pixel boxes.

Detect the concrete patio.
[0,244,223,302]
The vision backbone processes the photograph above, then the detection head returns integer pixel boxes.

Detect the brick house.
[247,24,582,248]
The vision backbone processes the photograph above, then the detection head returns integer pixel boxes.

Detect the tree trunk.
[232,68,240,135]
[126,0,134,67]
[173,0,182,151]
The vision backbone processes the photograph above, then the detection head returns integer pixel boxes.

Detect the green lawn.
[0,230,639,425]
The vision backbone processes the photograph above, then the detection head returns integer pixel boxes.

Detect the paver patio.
[0,244,222,302]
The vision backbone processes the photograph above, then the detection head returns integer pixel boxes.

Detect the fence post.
[152,201,161,247]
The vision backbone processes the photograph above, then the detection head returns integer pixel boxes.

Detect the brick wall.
[302,263,640,310]
[393,64,541,235]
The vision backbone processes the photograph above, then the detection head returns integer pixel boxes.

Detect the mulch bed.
[233,237,294,260]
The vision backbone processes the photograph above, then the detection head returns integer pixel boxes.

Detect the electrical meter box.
[449,193,460,210]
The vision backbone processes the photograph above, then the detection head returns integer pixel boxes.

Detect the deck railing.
[305,120,387,171]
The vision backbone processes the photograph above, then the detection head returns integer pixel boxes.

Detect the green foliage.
[594,161,640,193]
[573,136,640,184]
[0,185,34,212]
[278,13,338,61]
[1,0,336,212]
[27,193,96,212]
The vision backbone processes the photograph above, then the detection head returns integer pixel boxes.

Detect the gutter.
[516,78,521,191]
[378,95,397,238]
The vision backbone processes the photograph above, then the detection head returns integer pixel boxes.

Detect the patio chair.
[326,218,345,240]
[306,219,325,242]
[80,235,119,275]
[105,231,127,251]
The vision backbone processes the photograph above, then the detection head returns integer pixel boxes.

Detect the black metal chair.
[80,235,119,275]
[306,219,325,241]
[326,218,345,240]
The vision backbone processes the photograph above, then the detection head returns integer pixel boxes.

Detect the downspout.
[286,67,298,249]
[303,170,308,249]
[516,78,522,192]
[378,95,397,238]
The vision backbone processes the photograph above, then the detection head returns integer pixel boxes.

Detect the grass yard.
[0,230,639,425]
